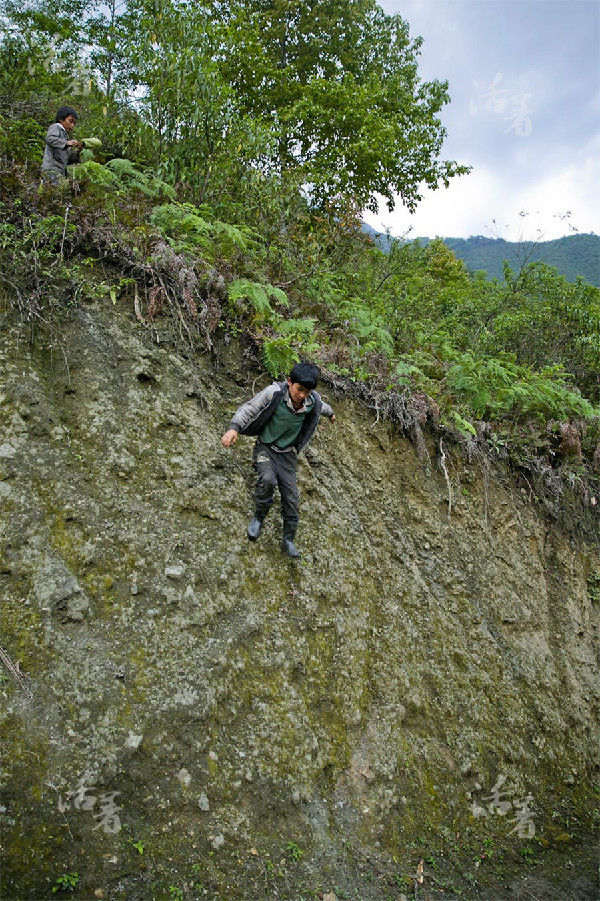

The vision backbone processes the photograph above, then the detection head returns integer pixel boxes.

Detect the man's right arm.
[221,428,239,447]
[228,384,279,434]
[221,383,280,447]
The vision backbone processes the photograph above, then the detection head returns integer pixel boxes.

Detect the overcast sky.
[363,0,600,241]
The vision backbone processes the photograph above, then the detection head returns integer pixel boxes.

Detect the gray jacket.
[41,123,80,176]
[229,381,334,455]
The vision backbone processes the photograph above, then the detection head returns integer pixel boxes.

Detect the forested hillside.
[363,228,600,287]
[1,1,599,898]
[445,234,600,286]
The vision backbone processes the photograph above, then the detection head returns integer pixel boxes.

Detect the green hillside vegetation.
[1,0,599,505]
[445,234,599,286]
[363,227,600,287]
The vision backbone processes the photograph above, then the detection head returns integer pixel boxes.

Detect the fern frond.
[151,203,214,254]
[446,352,599,420]
[276,317,317,338]
[262,336,300,378]
[72,160,119,189]
[105,158,158,197]
[150,203,259,259]
[211,219,260,255]
[340,301,395,356]
[228,278,273,314]
[228,279,289,317]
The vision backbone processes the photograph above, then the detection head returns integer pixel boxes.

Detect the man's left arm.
[320,401,335,423]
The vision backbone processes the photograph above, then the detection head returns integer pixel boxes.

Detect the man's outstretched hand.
[221,429,239,447]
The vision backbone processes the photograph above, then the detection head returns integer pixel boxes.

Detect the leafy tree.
[215,0,469,211]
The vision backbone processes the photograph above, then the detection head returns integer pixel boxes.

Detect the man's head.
[56,107,78,133]
[289,362,319,390]
[287,363,319,409]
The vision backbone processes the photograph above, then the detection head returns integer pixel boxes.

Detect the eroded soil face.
[1,301,598,900]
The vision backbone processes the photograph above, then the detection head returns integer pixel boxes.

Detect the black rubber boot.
[247,514,265,541]
[281,522,301,558]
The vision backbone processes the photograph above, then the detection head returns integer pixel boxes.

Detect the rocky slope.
[1,296,598,900]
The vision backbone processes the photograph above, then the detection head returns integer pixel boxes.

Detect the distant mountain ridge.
[362,227,600,287]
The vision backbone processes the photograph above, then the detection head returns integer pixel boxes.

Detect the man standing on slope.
[41,106,84,184]
[221,362,335,559]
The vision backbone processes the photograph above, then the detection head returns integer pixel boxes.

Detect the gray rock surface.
[0,300,598,900]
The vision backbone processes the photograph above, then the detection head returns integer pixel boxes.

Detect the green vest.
[259,395,314,448]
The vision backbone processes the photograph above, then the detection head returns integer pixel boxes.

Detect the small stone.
[198,793,210,811]
[165,563,186,579]
[177,768,191,788]
[126,732,143,750]
[210,833,225,850]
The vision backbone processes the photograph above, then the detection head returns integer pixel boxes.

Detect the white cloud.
[364,147,599,242]
[364,168,501,240]
[514,157,600,240]
[365,0,600,240]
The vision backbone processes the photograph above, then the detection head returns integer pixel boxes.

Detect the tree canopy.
[214,0,469,211]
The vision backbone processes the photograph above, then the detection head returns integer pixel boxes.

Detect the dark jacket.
[229,381,334,454]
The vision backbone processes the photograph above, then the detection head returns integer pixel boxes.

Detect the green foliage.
[446,410,477,438]
[261,316,321,377]
[228,278,289,317]
[105,158,175,199]
[72,159,119,191]
[0,112,44,162]
[73,159,175,201]
[262,335,299,378]
[1,0,469,211]
[286,841,303,862]
[434,233,600,287]
[276,317,317,339]
[128,838,145,854]
[339,301,395,357]
[587,570,600,604]
[151,203,259,260]
[52,872,80,893]
[445,353,598,421]
[0,0,598,491]
[216,0,469,212]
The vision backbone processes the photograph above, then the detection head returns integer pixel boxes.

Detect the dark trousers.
[253,441,299,527]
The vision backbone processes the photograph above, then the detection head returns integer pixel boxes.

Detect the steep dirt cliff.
[1,297,598,901]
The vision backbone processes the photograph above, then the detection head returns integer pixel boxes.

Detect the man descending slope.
[221,363,335,558]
